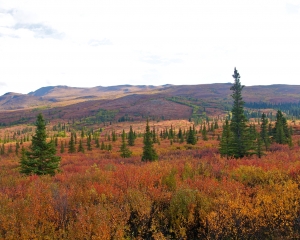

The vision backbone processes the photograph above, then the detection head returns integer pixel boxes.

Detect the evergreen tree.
[202,124,208,141]
[112,130,117,142]
[68,132,76,153]
[60,141,65,153]
[256,134,264,158]
[186,126,197,145]
[87,134,92,151]
[142,119,158,162]
[108,143,112,151]
[178,128,184,143]
[1,143,4,155]
[260,113,270,151]
[152,126,157,143]
[229,68,250,158]
[273,110,291,145]
[8,144,13,154]
[95,138,100,148]
[120,130,132,158]
[100,141,105,150]
[78,139,85,153]
[219,119,234,159]
[19,113,61,176]
[128,125,135,146]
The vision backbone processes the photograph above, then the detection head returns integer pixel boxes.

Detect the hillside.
[0,83,300,126]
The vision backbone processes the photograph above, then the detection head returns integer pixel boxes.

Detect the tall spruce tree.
[19,113,60,176]
[229,68,250,158]
[142,119,158,161]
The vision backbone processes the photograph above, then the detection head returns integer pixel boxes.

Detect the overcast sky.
[0,1,300,95]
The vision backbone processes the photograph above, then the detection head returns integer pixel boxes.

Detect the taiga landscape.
[1,1,300,239]
[1,71,300,239]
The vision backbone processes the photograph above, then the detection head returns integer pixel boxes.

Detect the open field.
[1,119,300,239]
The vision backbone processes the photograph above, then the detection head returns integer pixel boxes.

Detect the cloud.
[0,7,63,39]
[0,82,7,87]
[13,23,64,39]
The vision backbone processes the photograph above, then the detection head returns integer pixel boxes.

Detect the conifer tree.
[100,141,105,150]
[1,143,4,155]
[128,125,135,146]
[19,113,61,176]
[60,141,65,153]
[219,119,234,159]
[120,130,132,158]
[186,126,197,145]
[229,68,250,158]
[78,139,85,153]
[68,132,76,153]
[87,134,92,151]
[178,128,184,143]
[152,126,157,143]
[95,138,100,148]
[112,130,117,142]
[202,124,208,141]
[256,134,264,158]
[260,113,270,150]
[142,119,158,162]
[108,143,112,151]
[273,110,291,145]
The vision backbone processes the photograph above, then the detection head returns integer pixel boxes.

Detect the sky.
[0,0,300,96]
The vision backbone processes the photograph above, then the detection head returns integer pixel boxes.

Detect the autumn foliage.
[1,120,300,239]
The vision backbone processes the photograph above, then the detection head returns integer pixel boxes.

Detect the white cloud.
[0,0,300,95]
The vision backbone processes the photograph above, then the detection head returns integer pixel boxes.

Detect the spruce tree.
[120,130,132,158]
[101,141,105,150]
[186,126,197,145]
[142,119,158,162]
[219,119,234,159]
[128,126,135,146]
[68,132,76,153]
[78,139,85,153]
[95,138,100,148]
[60,141,65,153]
[229,68,250,158]
[273,110,291,145]
[256,134,264,158]
[87,133,92,151]
[260,113,270,151]
[202,124,208,141]
[19,113,61,176]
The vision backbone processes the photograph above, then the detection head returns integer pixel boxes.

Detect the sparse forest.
[1,70,300,239]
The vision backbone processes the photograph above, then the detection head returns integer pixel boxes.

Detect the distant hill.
[0,83,300,125]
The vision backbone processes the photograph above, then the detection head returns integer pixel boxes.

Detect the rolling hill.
[0,83,300,126]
